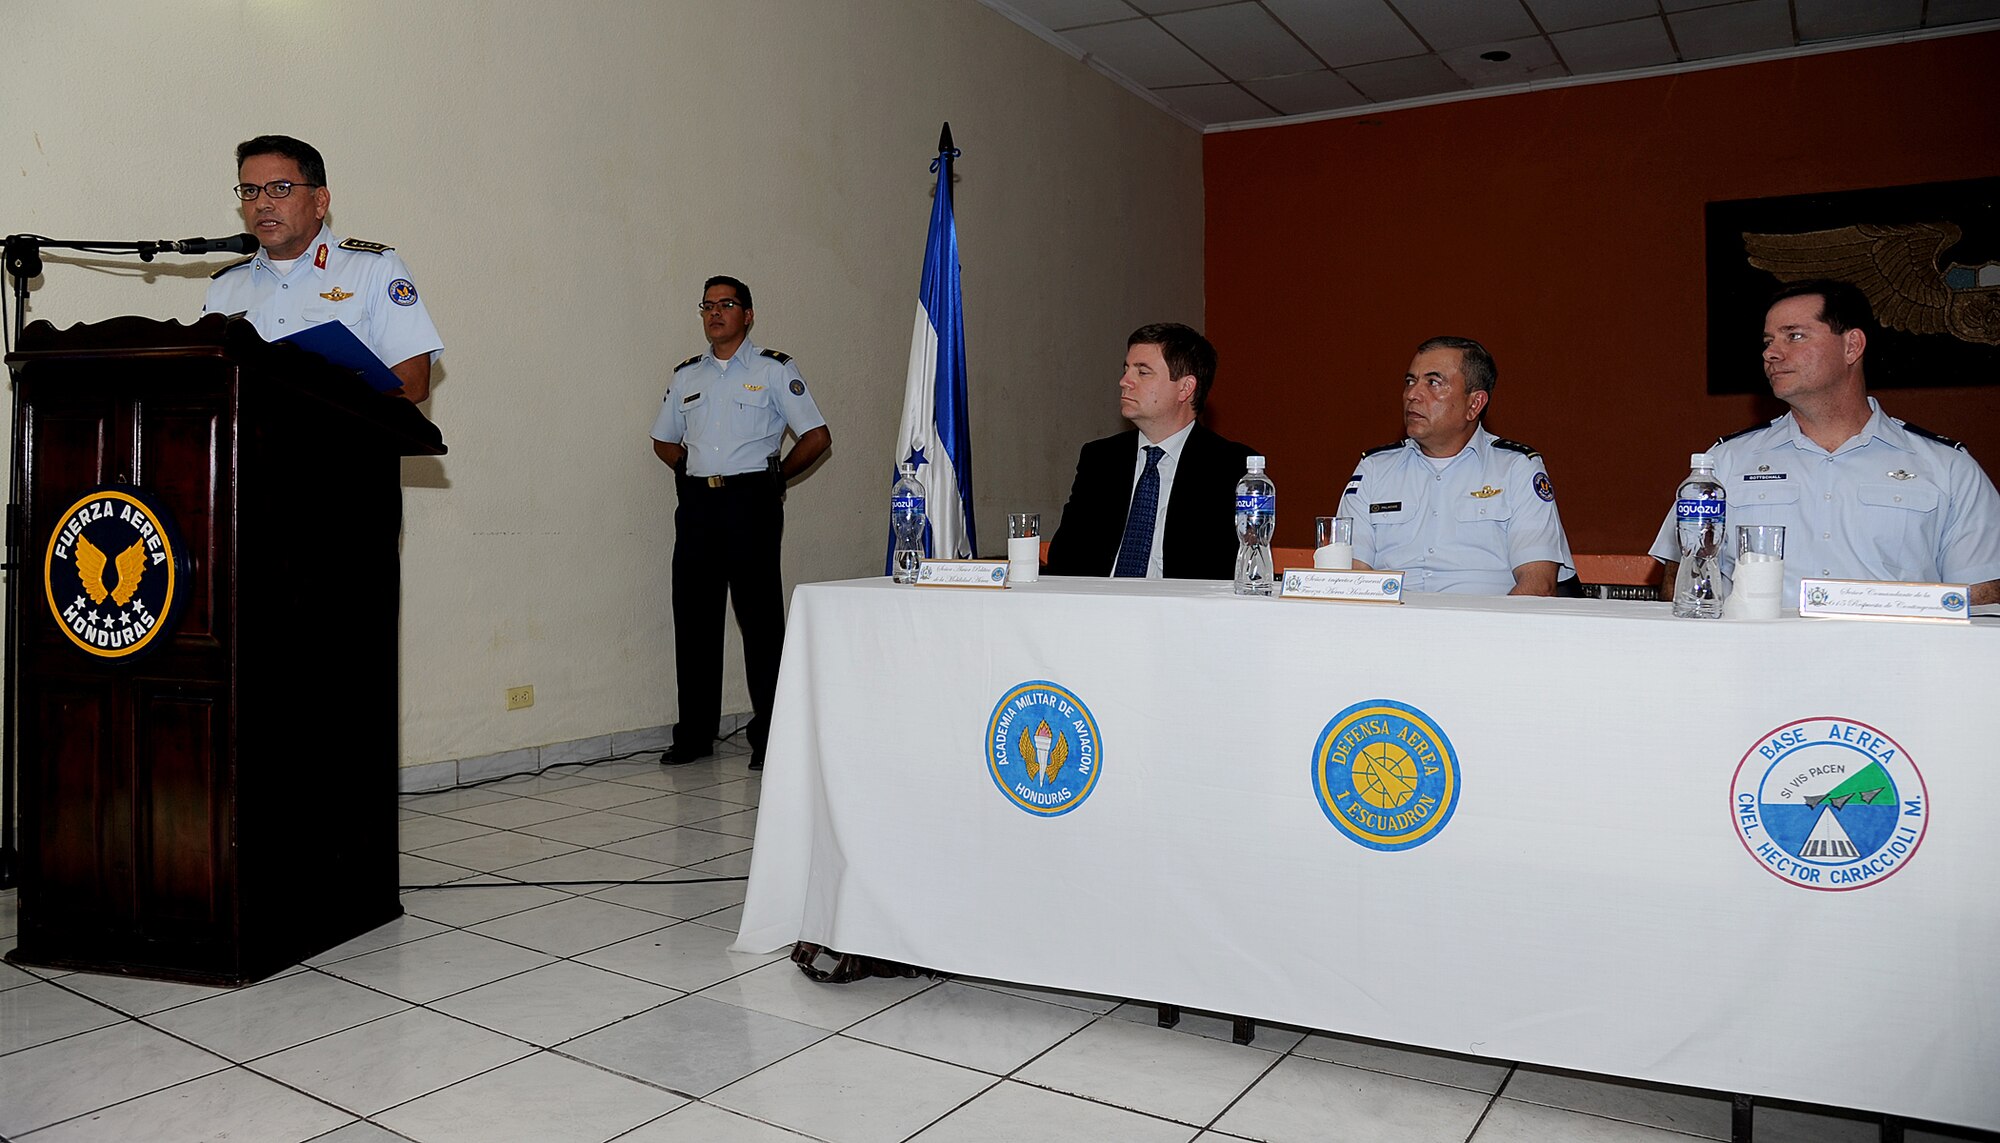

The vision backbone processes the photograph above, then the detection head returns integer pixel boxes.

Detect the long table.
[735,576,2000,1131]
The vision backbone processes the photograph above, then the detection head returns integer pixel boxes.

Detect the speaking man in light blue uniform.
[1338,336,1574,595]
[203,135,442,402]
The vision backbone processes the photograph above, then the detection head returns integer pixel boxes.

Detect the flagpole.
[887,122,975,570]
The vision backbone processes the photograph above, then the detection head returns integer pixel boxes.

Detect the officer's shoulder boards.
[210,256,254,280]
[758,347,793,365]
[1898,420,1966,452]
[1359,441,1402,459]
[673,354,704,372]
[1490,437,1541,458]
[337,237,393,254]
[1715,423,1767,446]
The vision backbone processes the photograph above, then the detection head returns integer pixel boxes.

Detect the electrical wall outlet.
[505,685,534,711]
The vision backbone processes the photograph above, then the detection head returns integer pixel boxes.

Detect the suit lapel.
[1159,423,1210,574]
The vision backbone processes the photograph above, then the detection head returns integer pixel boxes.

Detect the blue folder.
[278,321,403,393]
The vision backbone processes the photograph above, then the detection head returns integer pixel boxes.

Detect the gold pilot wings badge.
[319,286,354,302]
[1469,485,1502,498]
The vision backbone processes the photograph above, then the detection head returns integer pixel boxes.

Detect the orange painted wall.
[1202,32,2000,553]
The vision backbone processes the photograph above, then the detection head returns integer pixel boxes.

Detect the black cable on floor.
[398,725,755,797]
[400,875,747,890]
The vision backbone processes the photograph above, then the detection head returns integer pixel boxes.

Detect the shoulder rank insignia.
[318,286,354,302]
[337,237,393,254]
[1898,421,1966,452]
[1359,441,1402,459]
[1490,437,1541,458]
[1715,423,1768,445]
[209,256,254,279]
[758,347,793,365]
[674,354,704,371]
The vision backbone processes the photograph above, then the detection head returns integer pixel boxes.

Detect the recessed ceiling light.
[1480,50,1512,62]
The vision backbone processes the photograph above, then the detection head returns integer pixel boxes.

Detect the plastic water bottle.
[890,463,927,584]
[1672,452,1726,618]
[1233,455,1276,597]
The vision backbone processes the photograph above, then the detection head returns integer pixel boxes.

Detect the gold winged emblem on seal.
[1016,719,1070,785]
[73,534,148,606]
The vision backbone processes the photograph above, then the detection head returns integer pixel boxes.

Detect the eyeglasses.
[232,180,322,201]
[697,299,744,312]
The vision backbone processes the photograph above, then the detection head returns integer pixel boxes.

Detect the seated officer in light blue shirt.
[650,276,831,771]
[1651,279,2000,603]
[1337,336,1575,595]
[202,135,442,402]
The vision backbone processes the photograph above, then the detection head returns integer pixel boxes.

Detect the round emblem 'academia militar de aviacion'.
[987,680,1101,817]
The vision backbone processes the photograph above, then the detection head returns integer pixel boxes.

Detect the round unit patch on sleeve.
[1534,471,1555,502]
[789,378,805,396]
[388,278,418,306]
[44,485,186,660]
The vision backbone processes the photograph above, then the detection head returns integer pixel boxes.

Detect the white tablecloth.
[736,576,2000,1130]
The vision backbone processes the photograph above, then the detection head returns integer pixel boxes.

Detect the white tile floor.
[1,740,1991,1143]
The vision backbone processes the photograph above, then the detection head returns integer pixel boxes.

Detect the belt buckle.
[705,475,725,489]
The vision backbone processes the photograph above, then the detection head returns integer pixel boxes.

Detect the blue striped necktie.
[1114,446,1165,578]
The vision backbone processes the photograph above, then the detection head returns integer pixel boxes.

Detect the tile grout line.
[1462,1061,1520,1142]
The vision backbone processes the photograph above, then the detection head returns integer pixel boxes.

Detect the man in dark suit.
[1045,323,1257,580]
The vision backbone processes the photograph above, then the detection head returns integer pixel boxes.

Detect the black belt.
[682,471,772,489]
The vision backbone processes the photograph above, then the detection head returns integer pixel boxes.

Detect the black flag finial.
[939,122,954,153]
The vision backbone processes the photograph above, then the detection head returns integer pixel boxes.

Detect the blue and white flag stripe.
[887,139,974,569]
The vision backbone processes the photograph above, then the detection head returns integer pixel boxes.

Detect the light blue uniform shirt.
[650,337,827,478]
[202,225,443,368]
[1649,398,2000,596]
[1338,425,1575,594]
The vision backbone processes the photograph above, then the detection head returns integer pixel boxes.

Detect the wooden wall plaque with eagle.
[1705,177,2000,394]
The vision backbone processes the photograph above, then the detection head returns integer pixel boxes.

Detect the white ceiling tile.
[1392,0,1541,49]
[1795,0,1924,40]
[1157,3,1322,80]
[1263,0,1427,68]
[1550,16,1678,72]
[1242,70,1371,115]
[996,0,1142,31]
[1439,35,1567,87]
[1337,53,1470,101]
[1925,0,2000,25]
[1670,0,1793,60]
[1154,82,1280,124]
[1063,18,1226,86]
[1523,0,1658,32]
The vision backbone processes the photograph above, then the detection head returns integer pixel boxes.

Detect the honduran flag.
[886,124,975,569]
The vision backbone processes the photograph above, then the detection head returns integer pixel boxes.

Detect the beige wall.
[1,0,1204,766]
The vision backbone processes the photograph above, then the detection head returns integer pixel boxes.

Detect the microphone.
[161,234,258,256]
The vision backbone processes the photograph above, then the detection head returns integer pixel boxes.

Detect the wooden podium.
[4,314,445,984]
